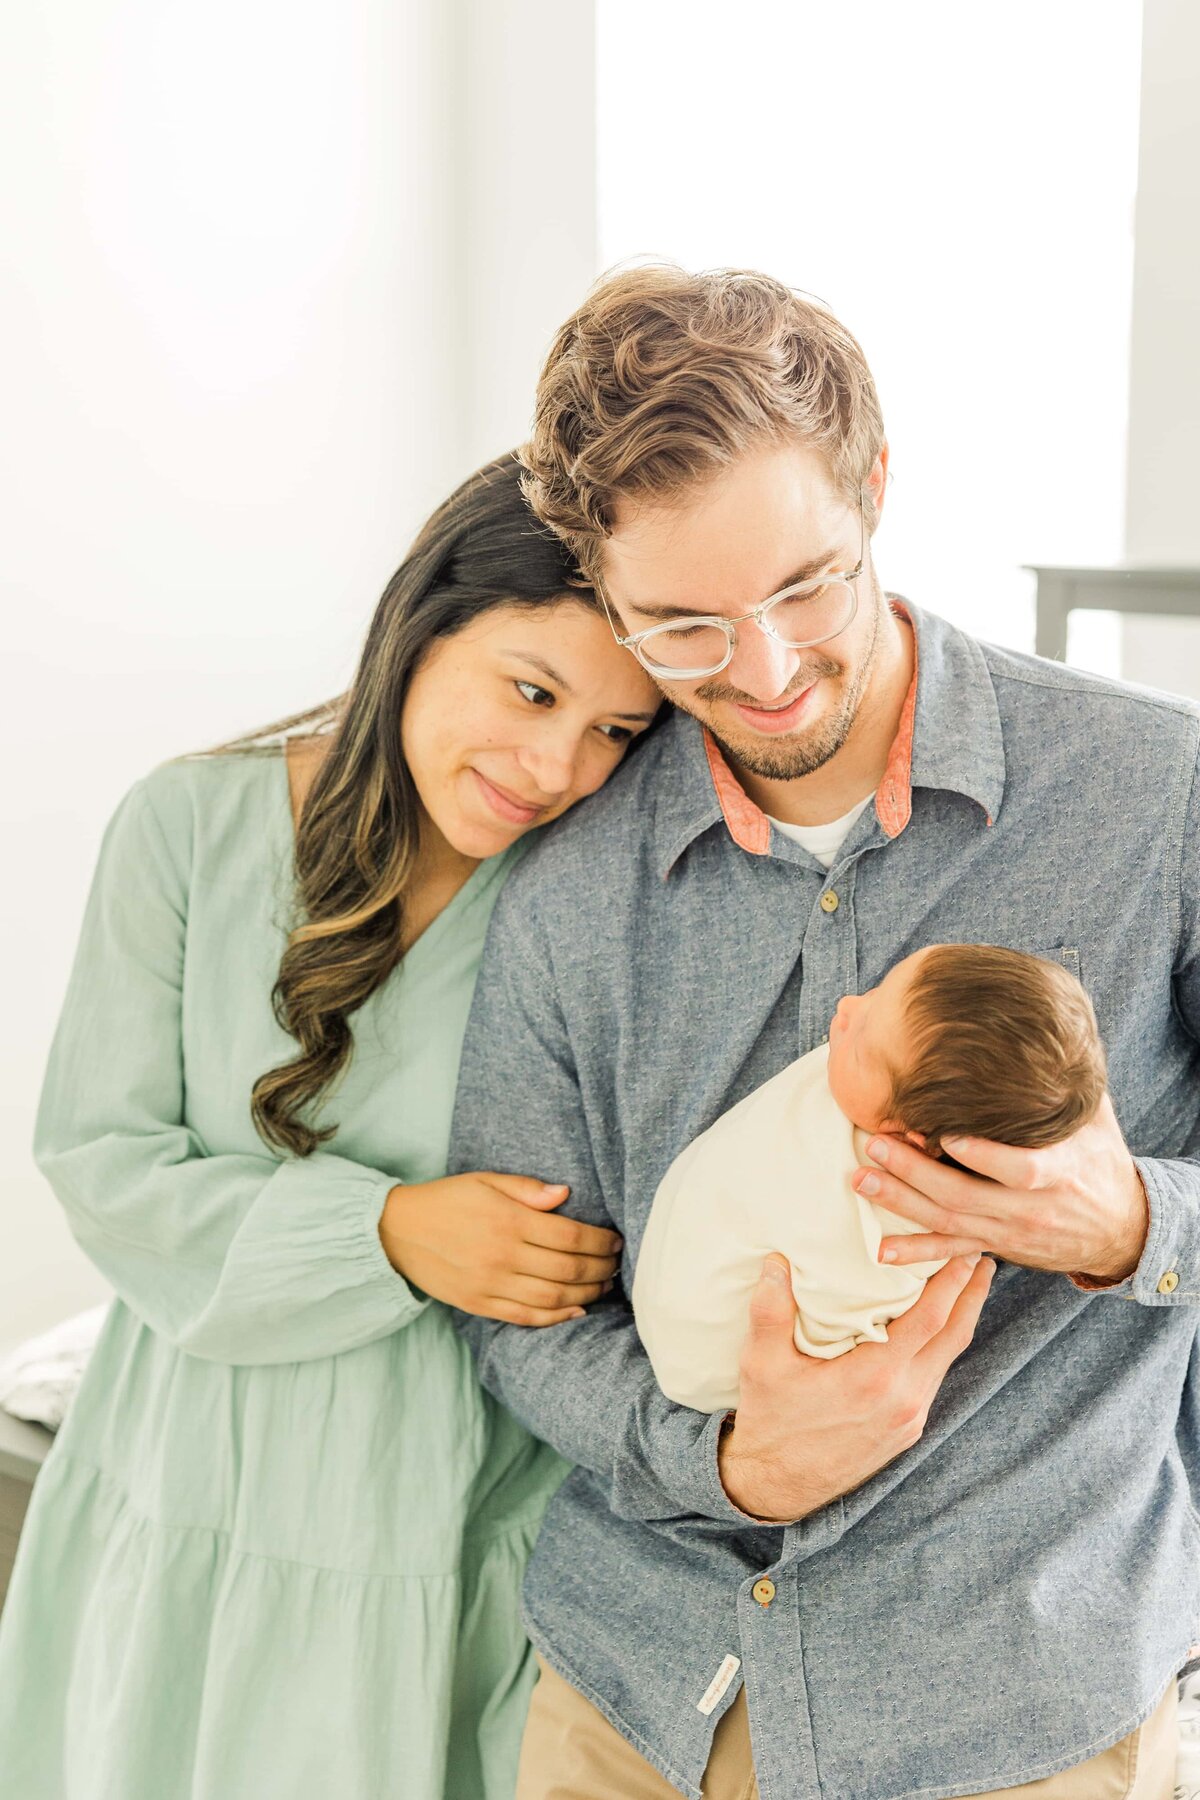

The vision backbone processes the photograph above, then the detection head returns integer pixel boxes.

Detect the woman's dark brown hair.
[202,452,600,1157]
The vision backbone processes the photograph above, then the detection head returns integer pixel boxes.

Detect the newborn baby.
[632,944,1107,1412]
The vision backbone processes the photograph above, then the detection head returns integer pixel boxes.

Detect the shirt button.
[820,890,840,914]
[1158,1271,1180,1294]
[752,1578,776,1607]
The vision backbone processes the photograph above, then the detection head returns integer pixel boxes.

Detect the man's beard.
[669,592,882,781]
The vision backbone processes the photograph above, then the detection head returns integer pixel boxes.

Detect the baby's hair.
[886,945,1107,1155]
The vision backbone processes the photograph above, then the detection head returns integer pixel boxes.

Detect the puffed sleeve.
[34,777,428,1364]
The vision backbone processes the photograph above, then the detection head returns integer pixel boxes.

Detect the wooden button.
[819,890,840,914]
[1158,1270,1180,1294]
[752,1577,776,1607]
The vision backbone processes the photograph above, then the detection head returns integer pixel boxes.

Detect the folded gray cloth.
[0,1304,109,1430]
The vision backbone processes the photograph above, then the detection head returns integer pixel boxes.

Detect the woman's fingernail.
[880,1247,898,1263]
[858,1172,881,1196]
[868,1139,889,1163]
[541,1183,569,1195]
[762,1258,789,1285]
[944,1138,968,1155]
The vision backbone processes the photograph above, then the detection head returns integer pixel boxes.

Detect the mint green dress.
[0,753,566,1800]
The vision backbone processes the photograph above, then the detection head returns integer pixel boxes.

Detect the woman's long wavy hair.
[202,452,598,1158]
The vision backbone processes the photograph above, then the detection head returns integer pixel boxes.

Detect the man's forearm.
[455,1300,765,1528]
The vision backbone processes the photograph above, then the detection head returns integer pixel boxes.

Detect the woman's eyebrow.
[624,547,839,622]
[503,650,658,722]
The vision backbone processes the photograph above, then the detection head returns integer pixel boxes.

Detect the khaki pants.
[516,1658,1179,1800]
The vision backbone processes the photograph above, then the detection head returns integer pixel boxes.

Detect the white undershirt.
[766,795,874,869]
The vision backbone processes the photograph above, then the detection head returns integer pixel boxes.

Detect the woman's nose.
[514,733,579,798]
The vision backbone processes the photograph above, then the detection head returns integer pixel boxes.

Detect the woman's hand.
[379,1173,623,1325]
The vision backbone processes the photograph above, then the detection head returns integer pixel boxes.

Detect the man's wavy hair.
[521,263,887,579]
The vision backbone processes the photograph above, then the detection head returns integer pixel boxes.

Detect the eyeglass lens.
[637,578,856,675]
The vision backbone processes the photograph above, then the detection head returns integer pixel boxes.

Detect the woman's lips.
[731,683,816,735]
[472,768,544,824]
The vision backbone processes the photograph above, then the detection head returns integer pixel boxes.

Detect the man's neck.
[731,609,915,828]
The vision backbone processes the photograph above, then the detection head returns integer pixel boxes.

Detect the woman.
[0,453,660,1799]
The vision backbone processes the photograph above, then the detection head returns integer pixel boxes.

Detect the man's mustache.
[693,657,841,708]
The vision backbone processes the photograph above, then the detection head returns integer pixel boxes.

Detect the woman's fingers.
[484,1171,573,1210]
[503,1273,615,1310]
[517,1243,622,1287]
[520,1208,624,1260]
[484,1299,587,1328]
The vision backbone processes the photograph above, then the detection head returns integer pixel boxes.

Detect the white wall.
[1122,0,1200,693]
[596,0,1143,661]
[1,1,595,1352]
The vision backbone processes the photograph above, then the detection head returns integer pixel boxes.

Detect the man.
[450,265,1198,1799]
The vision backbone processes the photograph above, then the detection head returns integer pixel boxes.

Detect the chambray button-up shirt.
[450,603,1200,1800]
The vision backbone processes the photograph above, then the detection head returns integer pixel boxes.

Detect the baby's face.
[826,949,927,1131]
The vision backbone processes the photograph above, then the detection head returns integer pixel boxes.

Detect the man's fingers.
[860,1136,1003,1214]
[744,1256,799,1344]
[885,1254,983,1351]
[878,1233,986,1266]
[914,1257,997,1378]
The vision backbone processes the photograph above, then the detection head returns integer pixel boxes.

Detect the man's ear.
[866,443,890,526]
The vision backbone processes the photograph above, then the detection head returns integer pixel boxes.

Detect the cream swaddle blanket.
[632,1042,947,1411]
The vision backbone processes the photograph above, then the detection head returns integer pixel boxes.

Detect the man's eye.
[515,680,555,707]
[658,624,709,642]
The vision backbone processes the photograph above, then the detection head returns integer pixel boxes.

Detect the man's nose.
[725,621,802,703]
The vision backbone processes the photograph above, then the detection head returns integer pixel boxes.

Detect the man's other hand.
[717,1252,995,1522]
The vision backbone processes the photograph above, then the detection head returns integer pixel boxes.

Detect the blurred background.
[2,0,1197,1347]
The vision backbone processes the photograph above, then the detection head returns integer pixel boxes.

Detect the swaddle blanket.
[632,1041,945,1411]
[0,1303,109,1430]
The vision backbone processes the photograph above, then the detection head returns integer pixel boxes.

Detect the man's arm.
[863,735,1200,1304]
[450,868,994,1525]
[448,878,755,1527]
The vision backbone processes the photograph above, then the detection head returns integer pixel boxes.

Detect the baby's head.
[827,944,1107,1153]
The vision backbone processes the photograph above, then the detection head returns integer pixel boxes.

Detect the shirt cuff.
[1068,1156,1189,1302]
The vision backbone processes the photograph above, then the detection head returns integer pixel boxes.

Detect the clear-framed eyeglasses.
[597,493,866,681]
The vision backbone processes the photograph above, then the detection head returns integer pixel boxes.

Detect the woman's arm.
[34,779,425,1363]
[36,778,616,1364]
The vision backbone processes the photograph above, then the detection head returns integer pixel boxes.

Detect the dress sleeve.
[34,777,427,1365]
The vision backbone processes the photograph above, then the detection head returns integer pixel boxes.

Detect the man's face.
[601,443,885,781]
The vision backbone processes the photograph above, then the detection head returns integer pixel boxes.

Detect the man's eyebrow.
[503,650,659,723]
[621,548,840,622]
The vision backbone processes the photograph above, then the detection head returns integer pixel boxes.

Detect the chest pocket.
[1048,945,1082,983]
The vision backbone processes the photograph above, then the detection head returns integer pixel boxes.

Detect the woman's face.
[400,600,661,860]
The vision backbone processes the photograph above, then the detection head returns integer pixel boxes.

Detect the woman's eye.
[598,723,634,744]
[515,680,555,708]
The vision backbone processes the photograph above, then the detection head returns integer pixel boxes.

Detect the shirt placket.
[794,854,862,1057]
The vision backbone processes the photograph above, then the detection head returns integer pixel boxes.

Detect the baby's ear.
[900,1127,944,1161]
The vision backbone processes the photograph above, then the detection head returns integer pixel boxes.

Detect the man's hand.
[856,1092,1150,1284]
[718,1253,995,1522]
